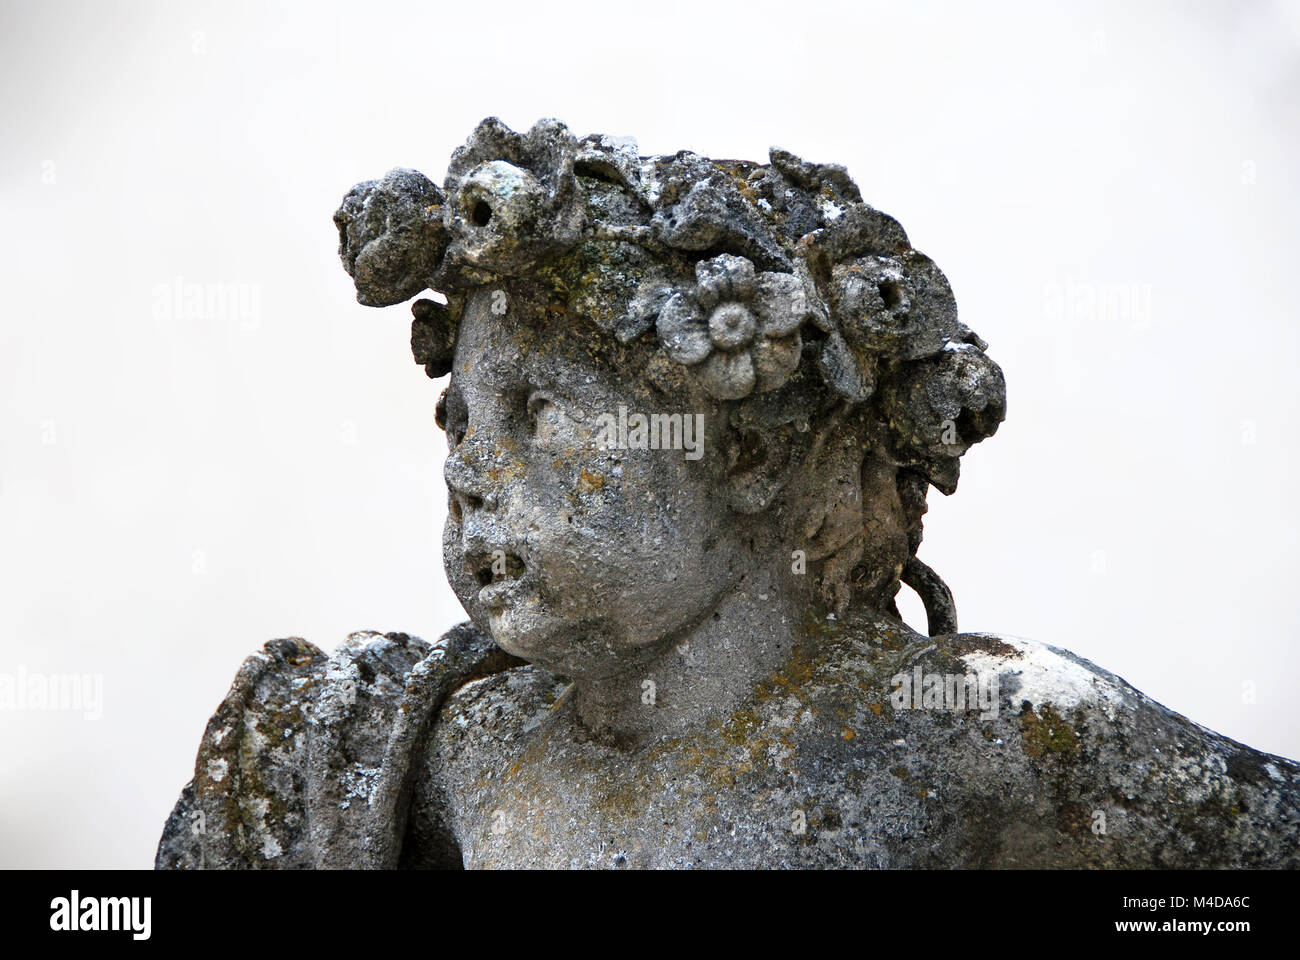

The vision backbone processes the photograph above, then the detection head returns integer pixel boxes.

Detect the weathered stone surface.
[161,615,1300,868]
[414,613,1300,868]
[158,117,1299,869]
[155,628,520,869]
[333,168,447,307]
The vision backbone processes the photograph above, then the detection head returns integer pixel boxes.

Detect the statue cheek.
[440,524,482,615]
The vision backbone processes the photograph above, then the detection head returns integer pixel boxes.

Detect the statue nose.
[444,446,499,518]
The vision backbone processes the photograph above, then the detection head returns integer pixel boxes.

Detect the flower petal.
[656,293,711,366]
[695,254,756,304]
[697,350,756,400]
[754,272,810,338]
[752,332,803,392]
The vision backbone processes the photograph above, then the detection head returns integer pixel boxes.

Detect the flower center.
[708,302,756,350]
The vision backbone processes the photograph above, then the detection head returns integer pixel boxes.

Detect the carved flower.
[333,168,448,307]
[441,118,584,277]
[829,252,958,361]
[877,340,1007,494]
[655,254,810,400]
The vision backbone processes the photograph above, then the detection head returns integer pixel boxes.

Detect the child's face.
[440,289,743,679]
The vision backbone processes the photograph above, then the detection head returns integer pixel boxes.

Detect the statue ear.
[722,396,855,516]
[722,422,804,514]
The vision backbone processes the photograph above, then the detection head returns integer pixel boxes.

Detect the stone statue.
[157,119,1299,869]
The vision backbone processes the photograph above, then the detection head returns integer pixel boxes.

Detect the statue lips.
[479,572,534,613]
[469,548,532,612]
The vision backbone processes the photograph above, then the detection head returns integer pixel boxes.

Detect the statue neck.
[572,563,808,746]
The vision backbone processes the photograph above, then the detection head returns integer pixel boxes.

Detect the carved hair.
[334,118,1006,631]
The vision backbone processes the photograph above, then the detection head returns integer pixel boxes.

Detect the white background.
[2,0,1297,868]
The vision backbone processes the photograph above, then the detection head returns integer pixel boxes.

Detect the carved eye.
[446,412,467,449]
[527,392,563,442]
[440,391,468,449]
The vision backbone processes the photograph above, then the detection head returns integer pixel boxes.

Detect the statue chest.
[420,666,923,868]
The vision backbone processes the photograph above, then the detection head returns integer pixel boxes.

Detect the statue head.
[334,118,1005,679]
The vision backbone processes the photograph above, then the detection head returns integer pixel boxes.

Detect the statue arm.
[155,624,520,869]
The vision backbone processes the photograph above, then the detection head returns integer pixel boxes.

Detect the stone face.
[157,117,1299,868]
[329,116,1007,504]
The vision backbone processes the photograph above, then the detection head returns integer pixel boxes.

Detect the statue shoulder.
[156,624,520,870]
[815,617,1300,867]
[435,663,572,753]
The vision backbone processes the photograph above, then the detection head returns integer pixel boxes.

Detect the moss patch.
[1020,703,1079,758]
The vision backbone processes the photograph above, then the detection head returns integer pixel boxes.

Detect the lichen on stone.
[332,116,1006,504]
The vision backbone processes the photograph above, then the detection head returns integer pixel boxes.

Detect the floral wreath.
[334,119,1006,626]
